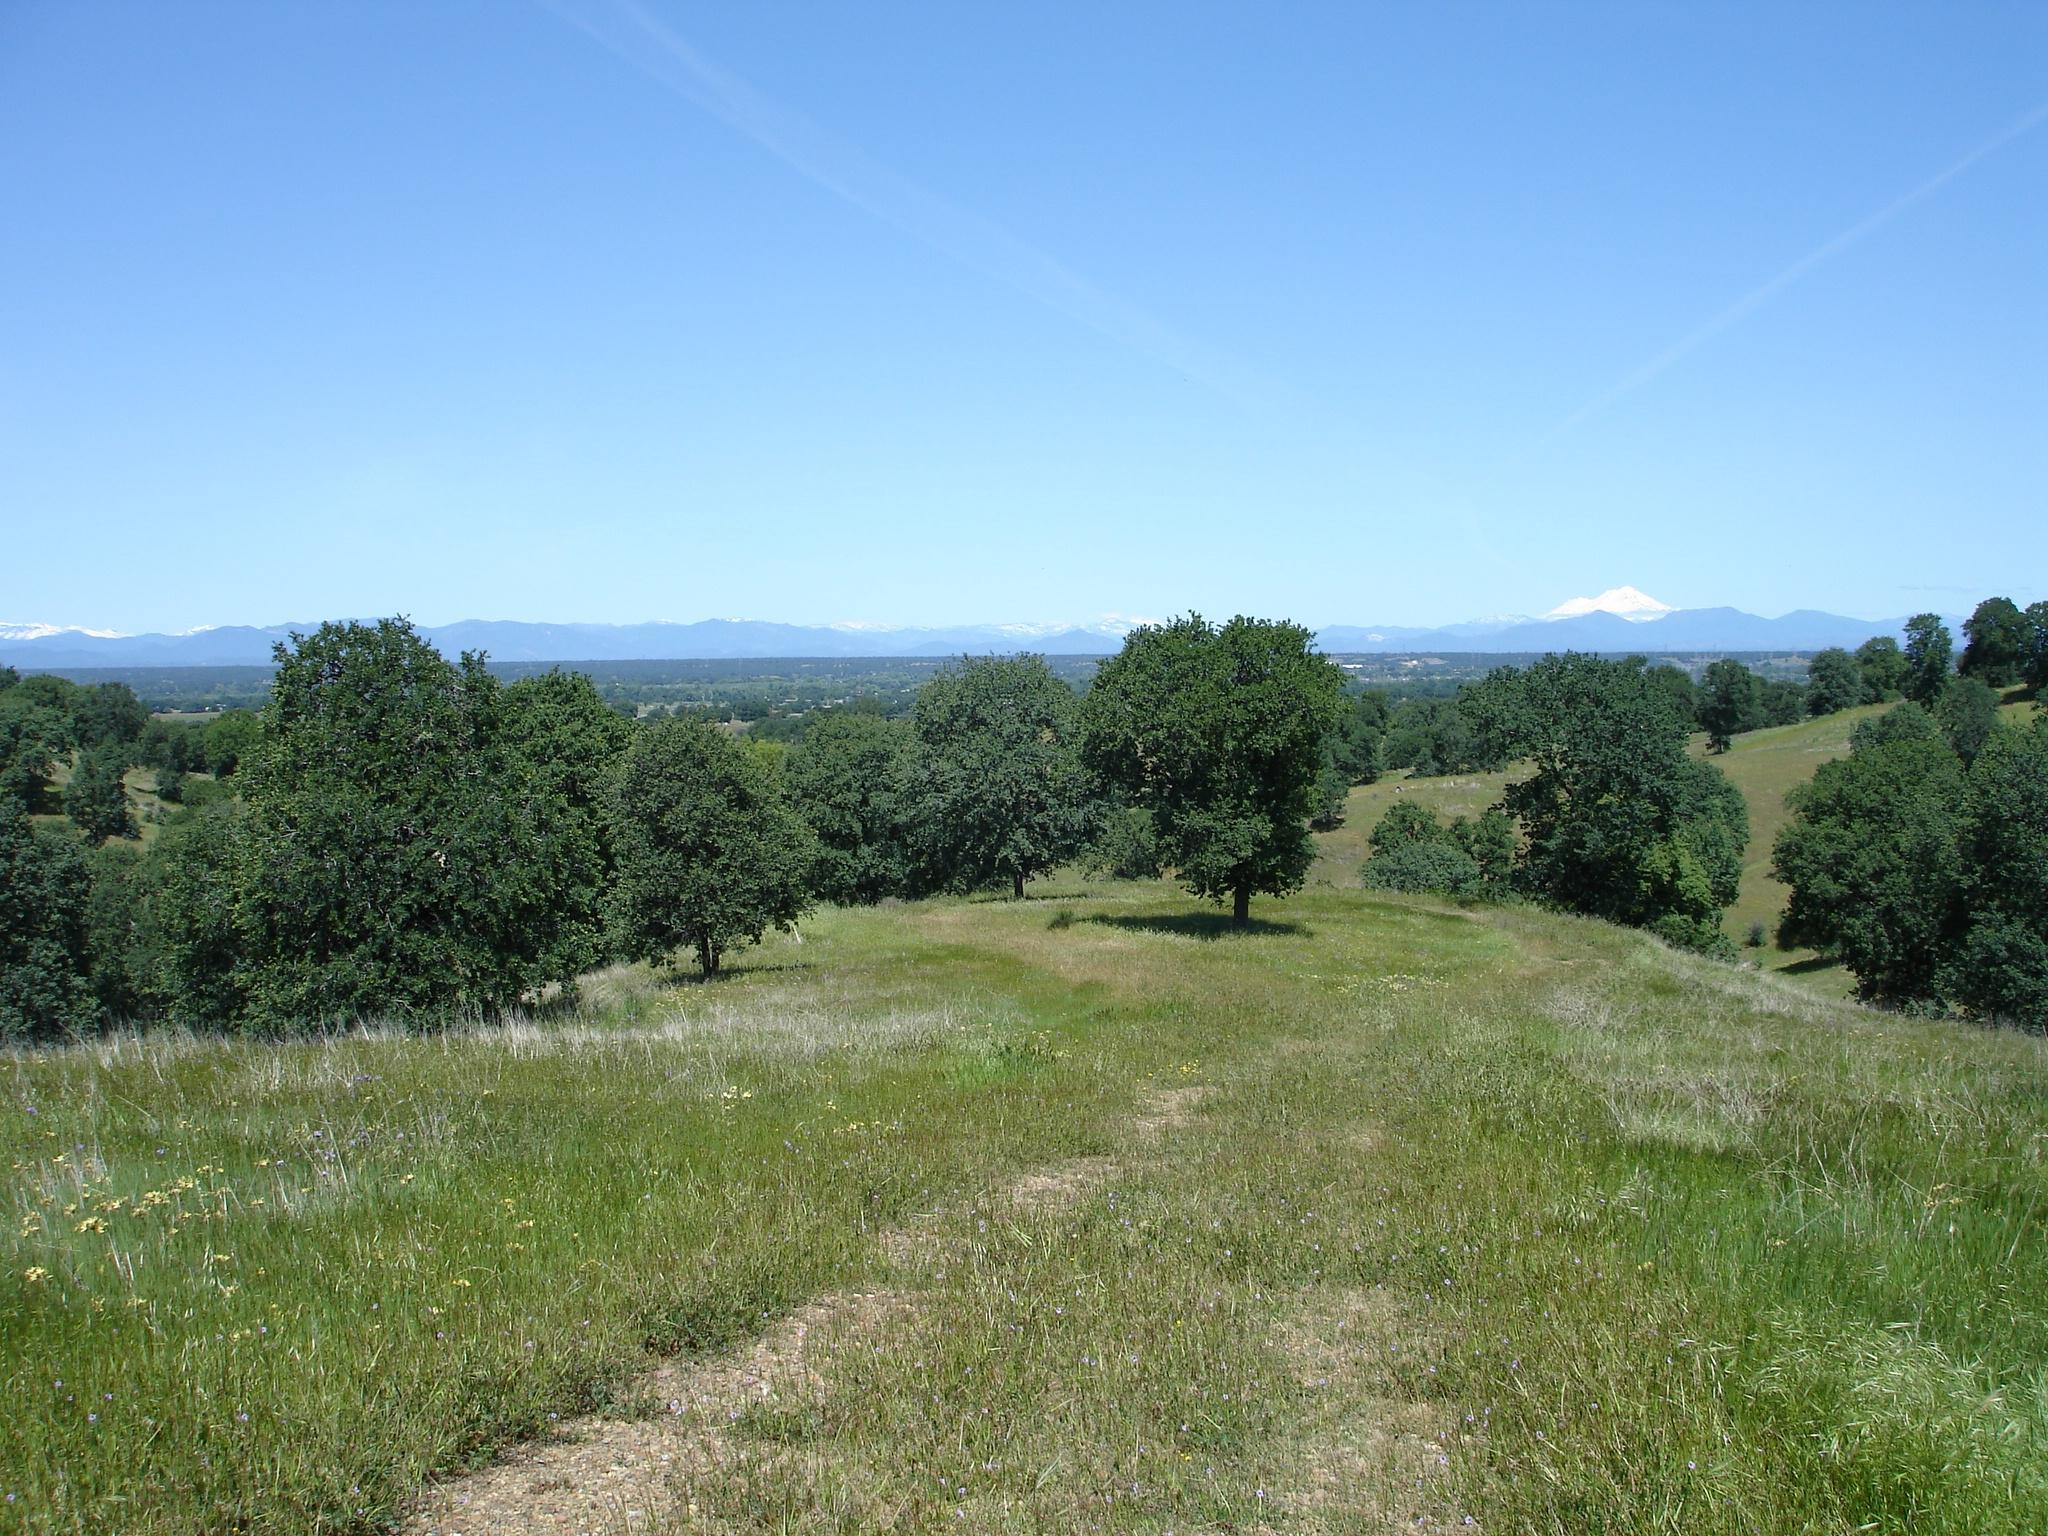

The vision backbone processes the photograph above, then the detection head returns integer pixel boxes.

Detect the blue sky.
[2,1,2042,633]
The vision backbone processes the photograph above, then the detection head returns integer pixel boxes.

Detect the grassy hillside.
[1307,767,1522,887]
[6,884,2045,1533]
[1687,706,1879,989]
[1318,690,2039,996]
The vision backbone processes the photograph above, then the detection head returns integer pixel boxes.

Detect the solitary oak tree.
[1697,659,1762,752]
[1082,615,1344,926]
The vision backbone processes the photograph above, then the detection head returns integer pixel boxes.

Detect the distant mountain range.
[0,591,1960,667]
[0,618,1146,667]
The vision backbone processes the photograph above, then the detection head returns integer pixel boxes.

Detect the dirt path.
[402,1084,1209,1536]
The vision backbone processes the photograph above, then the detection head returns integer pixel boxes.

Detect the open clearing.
[6,882,2046,1533]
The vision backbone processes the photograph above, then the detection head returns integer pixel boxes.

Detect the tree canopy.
[1083,615,1345,925]
[1465,653,1747,954]
[1697,659,1763,752]
[1776,716,1968,1009]
[1805,648,1863,717]
[1776,702,2047,1025]
[898,655,1094,899]
[1959,596,2028,688]
[610,718,817,976]
[784,710,911,904]
[236,619,591,1026]
[1901,614,1953,707]
[1855,635,1907,703]
[0,796,96,1040]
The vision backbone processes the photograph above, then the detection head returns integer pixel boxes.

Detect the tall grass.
[4,883,2044,1532]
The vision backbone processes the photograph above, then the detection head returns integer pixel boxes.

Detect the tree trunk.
[1232,885,1250,927]
[698,938,721,978]
[1012,870,1026,901]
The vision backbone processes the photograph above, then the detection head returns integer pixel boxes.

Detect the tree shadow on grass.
[1773,954,1844,977]
[648,960,813,989]
[1080,911,1310,941]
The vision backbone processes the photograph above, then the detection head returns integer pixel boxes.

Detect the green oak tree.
[1774,727,1967,1007]
[1805,648,1863,716]
[200,710,262,778]
[610,718,817,977]
[1329,690,1390,784]
[1855,635,1908,702]
[0,688,73,810]
[784,710,912,904]
[1697,659,1763,752]
[899,655,1094,899]
[1466,653,1747,953]
[0,796,96,1039]
[1959,596,2028,687]
[1082,614,1344,926]
[64,744,137,843]
[237,619,585,1026]
[1901,613,1953,707]
[1936,676,2001,765]
[1361,801,1479,895]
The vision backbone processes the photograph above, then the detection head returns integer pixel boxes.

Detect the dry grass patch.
[1261,1287,1462,1533]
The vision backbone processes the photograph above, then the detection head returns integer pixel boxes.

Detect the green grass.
[1687,706,1879,989]
[29,760,196,848]
[1315,694,2045,996]
[1308,766,1521,886]
[6,883,2046,1532]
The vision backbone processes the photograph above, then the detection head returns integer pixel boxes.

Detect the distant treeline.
[23,646,1832,720]
[5,598,2042,1040]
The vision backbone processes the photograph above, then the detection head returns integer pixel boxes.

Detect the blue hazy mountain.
[1,605,1953,667]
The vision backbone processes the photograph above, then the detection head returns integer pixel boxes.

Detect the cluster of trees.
[1775,700,2046,1024]
[11,595,2039,1041]
[1,615,1347,1039]
[1363,654,1750,954]
[1361,801,1514,898]
[1,668,159,847]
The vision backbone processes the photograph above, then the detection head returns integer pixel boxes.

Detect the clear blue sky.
[3,1,2042,633]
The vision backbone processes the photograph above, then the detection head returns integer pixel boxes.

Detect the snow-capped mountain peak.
[1542,587,1674,623]
[0,621,128,642]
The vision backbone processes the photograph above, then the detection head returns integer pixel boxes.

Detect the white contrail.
[546,0,1289,413]
[1552,100,2048,437]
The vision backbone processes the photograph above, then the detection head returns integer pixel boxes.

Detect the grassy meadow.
[6,881,2046,1533]
[1318,688,2039,997]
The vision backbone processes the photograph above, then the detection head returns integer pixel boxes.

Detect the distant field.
[31,760,184,848]
[6,883,2044,1533]
[1686,706,1880,992]
[1307,766,1522,887]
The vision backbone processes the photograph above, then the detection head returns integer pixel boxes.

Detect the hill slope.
[5,885,2043,1532]
[1315,694,2038,994]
